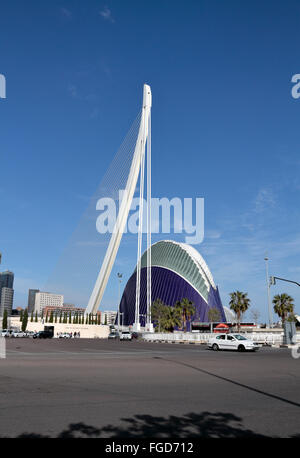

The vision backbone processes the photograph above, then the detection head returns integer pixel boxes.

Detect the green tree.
[45,311,48,323]
[35,311,38,323]
[85,314,88,325]
[207,307,222,332]
[59,311,62,323]
[21,309,28,332]
[30,311,34,322]
[207,307,221,323]
[69,312,72,324]
[229,291,251,332]
[55,313,57,323]
[175,298,195,332]
[273,293,294,324]
[2,309,8,329]
[104,314,107,326]
[20,310,23,322]
[49,311,54,323]
[151,299,168,332]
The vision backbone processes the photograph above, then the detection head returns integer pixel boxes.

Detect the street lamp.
[117,273,122,333]
[264,256,273,328]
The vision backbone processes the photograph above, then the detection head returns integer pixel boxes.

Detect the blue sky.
[0,0,300,322]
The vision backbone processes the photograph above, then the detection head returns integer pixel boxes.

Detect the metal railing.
[142,331,300,345]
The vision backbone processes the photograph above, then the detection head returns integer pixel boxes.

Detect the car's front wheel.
[238,344,245,352]
[212,343,219,351]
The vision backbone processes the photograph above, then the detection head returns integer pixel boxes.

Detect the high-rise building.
[0,271,14,291]
[0,271,14,316]
[28,289,40,314]
[34,291,64,315]
[0,287,14,317]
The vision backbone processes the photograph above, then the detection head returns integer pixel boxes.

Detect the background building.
[101,311,117,325]
[34,291,64,315]
[0,271,14,316]
[0,287,14,317]
[28,289,40,314]
[0,271,14,290]
[42,304,86,318]
[119,240,226,328]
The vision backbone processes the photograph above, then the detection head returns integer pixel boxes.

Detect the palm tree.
[273,293,294,324]
[229,291,251,332]
[175,298,195,332]
[161,306,182,333]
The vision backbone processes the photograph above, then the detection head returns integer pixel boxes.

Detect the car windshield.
[233,334,247,340]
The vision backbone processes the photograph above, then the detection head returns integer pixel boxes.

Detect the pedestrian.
[74,332,77,338]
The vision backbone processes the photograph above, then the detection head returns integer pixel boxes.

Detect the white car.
[58,333,72,339]
[11,330,27,338]
[208,333,260,352]
[1,329,12,337]
[119,331,132,341]
[25,331,35,337]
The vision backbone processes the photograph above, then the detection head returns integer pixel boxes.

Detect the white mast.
[146,104,153,332]
[86,84,152,317]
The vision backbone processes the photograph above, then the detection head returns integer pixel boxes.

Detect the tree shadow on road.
[15,411,271,438]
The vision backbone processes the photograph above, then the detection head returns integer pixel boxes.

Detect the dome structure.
[119,240,225,328]
[223,306,236,323]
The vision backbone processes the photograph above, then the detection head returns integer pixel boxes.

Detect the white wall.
[10,316,110,338]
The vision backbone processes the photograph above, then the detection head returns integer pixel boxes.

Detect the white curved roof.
[139,240,217,302]
[179,242,216,290]
[223,306,236,323]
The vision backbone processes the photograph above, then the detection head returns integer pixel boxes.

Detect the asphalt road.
[0,338,300,438]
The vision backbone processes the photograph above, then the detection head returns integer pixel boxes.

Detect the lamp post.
[117,273,122,333]
[264,256,273,328]
[119,312,124,331]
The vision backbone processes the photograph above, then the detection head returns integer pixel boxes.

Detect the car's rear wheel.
[212,343,219,351]
[238,344,245,352]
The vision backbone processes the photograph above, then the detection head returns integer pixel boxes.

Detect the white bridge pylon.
[85,84,153,331]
